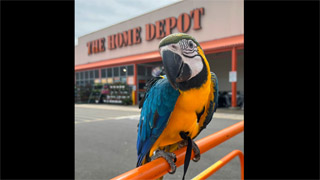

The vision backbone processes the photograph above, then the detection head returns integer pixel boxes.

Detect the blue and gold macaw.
[136,33,218,179]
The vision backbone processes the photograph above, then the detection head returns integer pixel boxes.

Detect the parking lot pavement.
[75,104,244,180]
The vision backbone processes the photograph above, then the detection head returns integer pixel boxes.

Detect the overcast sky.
[75,0,181,45]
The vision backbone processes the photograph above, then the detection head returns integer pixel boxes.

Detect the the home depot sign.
[87,7,204,55]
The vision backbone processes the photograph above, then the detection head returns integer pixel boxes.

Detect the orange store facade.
[75,0,244,106]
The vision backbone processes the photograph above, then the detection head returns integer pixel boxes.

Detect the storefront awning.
[75,51,160,71]
[201,34,244,54]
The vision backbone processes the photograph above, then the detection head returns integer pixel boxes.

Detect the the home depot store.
[75,0,244,107]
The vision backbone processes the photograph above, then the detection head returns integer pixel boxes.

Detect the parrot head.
[159,33,210,91]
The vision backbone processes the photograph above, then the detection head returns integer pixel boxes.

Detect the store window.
[95,70,99,79]
[147,67,152,76]
[138,66,145,76]
[113,67,119,77]
[107,68,112,77]
[89,71,94,79]
[76,72,80,80]
[101,69,107,78]
[80,72,84,80]
[85,71,89,79]
[127,65,134,76]
[120,66,127,76]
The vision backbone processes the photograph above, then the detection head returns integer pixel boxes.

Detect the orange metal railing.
[192,150,244,180]
[111,120,244,180]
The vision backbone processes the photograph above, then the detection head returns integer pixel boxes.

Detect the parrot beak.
[161,50,191,90]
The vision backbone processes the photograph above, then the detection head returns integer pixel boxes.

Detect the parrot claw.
[191,140,200,162]
[151,149,177,174]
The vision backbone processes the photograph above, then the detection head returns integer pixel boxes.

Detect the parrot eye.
[188,40,194,49]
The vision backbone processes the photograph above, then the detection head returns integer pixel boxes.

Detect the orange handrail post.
[111,121,244,180]
[192,150,244,180]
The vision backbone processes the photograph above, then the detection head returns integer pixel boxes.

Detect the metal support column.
[231,47,237,107]
[133,64,138,105]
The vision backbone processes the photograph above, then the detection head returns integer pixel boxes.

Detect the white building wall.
[75,0,244,65]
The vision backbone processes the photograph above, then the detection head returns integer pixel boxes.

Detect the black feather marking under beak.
[161,50,191,89]
[175,62,191,83]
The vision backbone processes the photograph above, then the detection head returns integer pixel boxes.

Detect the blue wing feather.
[212,72,219,112]
[136,77,179,167]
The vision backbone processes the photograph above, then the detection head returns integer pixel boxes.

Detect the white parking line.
[113,115,141,120]
[75,104,140,112]
[75,115,140,124]
[76,115,109,119]
[75,113,243,124]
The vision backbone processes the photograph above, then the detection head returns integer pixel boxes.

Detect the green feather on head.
[158,33,201,48]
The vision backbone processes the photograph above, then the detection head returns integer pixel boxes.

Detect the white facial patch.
[181,55,203,80]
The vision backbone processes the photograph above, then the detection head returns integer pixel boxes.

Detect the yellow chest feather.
[150,79,211,153]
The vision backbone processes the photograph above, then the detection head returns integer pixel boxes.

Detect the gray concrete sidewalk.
[216,107,244,115]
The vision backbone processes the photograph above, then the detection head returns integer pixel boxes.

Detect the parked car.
[218,91,244,108]
[218,91,231,108]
